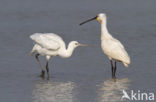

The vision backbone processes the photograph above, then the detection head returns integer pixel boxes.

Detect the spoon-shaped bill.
[79,16,97,25]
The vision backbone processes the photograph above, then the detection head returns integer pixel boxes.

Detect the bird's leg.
[35,54,45,78]
[113,61,117,78]
[46,56,51,80]
[110,60,114,78]
[46,61,49,80]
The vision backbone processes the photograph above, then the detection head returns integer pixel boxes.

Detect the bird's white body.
[30,33,86,78]
[30,33,81,59]
[99,13,130,67]
[79,13,130,77]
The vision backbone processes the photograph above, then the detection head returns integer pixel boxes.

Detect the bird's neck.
[101,19,112,40]
[60,44,75,58]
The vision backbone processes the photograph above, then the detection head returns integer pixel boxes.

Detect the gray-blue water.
[0,0,156,102]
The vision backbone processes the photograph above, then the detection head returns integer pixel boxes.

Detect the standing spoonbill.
[80,13,130,78]
[30,33,87,79]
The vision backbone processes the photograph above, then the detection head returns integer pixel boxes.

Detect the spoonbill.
[80,13,130,78]
[30,33,87,79]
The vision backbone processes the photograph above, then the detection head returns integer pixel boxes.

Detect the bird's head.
[69,41,87,48]
[79,13,106,25]
[97,13,107,23]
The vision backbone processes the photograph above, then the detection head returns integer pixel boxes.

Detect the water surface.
[0,0,156,102]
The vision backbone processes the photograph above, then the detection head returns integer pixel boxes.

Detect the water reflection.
[32,81,76,102]
[97,78,130,102]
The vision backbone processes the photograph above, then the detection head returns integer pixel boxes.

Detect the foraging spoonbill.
[30,33,87,78]
[80,13,130,78]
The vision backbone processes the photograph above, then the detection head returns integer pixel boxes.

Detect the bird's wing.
[103,39,130,64]
[113,39,124,48]
[30,33,62,50]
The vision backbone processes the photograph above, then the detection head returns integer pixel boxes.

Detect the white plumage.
[99,13,130,67]
[30,33,87,79]
[30,33,61,50]
[80,13,130,78]
[101,36,130,67]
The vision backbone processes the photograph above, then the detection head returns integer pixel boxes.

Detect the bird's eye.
[75,43,78,45]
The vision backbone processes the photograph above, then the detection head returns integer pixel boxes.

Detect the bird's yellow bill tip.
[96,17,102,24]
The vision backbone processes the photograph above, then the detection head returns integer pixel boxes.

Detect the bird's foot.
[112,76,117,82]
[46,73,50,80]
[39,71,45,79]
[47,76,50,80]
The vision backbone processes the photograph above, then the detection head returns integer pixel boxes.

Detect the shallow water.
[0,0,156,102]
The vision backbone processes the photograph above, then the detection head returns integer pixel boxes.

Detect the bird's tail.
[123,55,130,67]
[123,63,129,67]
[30,33,41,40]
[30,50,35,56]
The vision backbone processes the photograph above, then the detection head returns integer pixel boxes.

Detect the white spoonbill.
[80,13,130,78]
[30,33,87,78]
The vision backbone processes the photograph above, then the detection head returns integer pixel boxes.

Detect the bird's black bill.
[79,16,97,25]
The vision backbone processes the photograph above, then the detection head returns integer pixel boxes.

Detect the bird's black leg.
[35,54,45,78]
[46,61,50,80]
[113,61,117,78]
[110,60,114,78]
